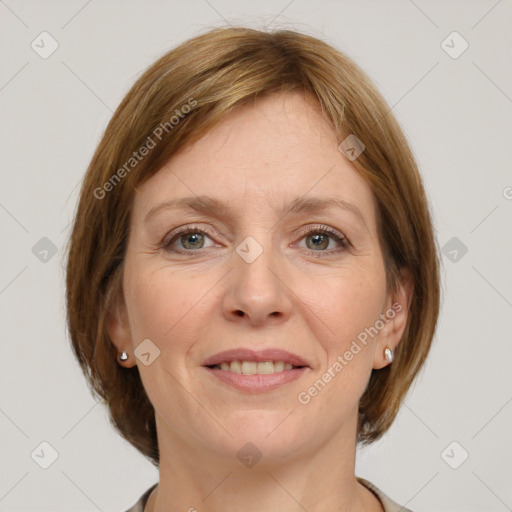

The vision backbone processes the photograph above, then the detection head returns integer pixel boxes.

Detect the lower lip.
[203,366,309,392]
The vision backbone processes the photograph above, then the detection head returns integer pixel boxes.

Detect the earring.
[119,351,129,362]
[384,347,393,363]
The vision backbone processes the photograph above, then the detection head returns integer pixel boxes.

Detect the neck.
[145,411,383,512]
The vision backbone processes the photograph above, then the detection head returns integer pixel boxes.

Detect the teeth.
[257,361,274,374]
[230,361,242,373]
[213,360,298,374]
[274,361,285,372]
[241,361,257,374]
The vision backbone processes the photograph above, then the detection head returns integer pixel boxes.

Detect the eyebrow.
[144,195,367,228]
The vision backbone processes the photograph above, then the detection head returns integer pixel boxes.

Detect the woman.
[65,26,440,512]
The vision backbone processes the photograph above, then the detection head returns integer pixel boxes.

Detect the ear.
[106,288,136,368]
[373,267,414,370]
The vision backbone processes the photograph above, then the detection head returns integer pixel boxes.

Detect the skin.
[107,91,412,512]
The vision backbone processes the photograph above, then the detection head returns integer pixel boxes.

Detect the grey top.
[123,477,413,512]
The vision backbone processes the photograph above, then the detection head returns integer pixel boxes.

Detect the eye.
[296,225,349,254]
[160,224,350,257]
[161,225,217,254]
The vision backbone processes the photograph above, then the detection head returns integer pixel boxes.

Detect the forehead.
[132,91,376,226]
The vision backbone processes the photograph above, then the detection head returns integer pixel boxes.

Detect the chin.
[217,414,305,457]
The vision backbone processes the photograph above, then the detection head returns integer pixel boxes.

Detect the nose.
[222,235,293,326]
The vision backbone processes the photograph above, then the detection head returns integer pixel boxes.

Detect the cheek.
[291,270,386,436]
[124,265,205,344]
[122,267,208,405]
[300,265,386,370]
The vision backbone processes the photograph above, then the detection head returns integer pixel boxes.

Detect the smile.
[202,347,311,392]
[207,360,302,374]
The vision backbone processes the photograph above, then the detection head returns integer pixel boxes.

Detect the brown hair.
[65,26,440,467]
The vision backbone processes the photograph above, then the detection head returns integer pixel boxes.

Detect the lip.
[204,366,309,393]
[201,348,310,368]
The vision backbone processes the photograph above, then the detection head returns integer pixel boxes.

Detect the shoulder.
[357,477,414,512]
[124,479,411,512]
[122,483,158,512]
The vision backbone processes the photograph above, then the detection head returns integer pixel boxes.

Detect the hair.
[65,26,441,467]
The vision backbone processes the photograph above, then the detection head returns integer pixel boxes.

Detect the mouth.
[202,347,310,371]
[202,348,310,392]
[206,360,305,374]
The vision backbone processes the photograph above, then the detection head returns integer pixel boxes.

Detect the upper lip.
[202,348,310,368]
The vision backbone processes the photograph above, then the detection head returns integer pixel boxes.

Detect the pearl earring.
[384,347,393,363]
[119,351,129,362]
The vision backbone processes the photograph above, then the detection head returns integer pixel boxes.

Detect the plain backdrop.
[0,1,511,511]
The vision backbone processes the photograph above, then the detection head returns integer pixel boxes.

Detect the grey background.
[0,0,511,511]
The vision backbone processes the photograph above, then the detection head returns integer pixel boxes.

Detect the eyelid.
[161,223,219,248]
[161,223,350,254]
[294,224,347,242]
[293,224,350,251]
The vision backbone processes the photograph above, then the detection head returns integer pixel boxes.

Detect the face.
[108,91,409,466]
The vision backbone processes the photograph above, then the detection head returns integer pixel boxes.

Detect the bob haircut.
[65,26,440,467]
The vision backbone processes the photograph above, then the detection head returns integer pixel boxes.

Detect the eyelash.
[161,224,350,257]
